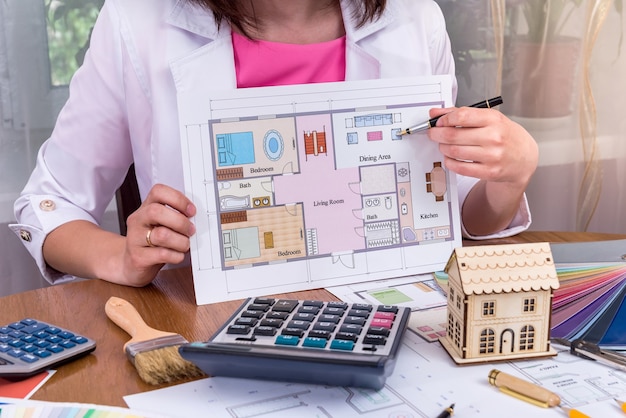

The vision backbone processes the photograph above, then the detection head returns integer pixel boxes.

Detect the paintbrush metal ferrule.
[125,334,189,364]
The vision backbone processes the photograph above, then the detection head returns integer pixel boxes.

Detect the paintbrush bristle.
[126,335,206,385]
[133,345,206,385]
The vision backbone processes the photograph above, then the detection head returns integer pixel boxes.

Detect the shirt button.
[19,229,32,242]
[39,199,56,211]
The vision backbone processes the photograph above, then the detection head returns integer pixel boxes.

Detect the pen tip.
[399,129,409,136]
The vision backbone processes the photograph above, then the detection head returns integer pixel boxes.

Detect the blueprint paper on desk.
[124,330,626,418]
[177,76,462,304]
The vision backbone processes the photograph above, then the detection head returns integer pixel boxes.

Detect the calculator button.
[327,302,348,309]
[352,304,373,311]
[322,307,345,315]
[307,330,331,339]
[335,332,359,342]
[35,340,50,348]
[47,345,64,354]
[71,336,89,344]
[0,343,11,352]
[0,327,10,334]
[21,344,37,353]
[34,350,52,358]
[367,326,391,337]
[286,320,310,330]
[298,305,320,314]
[57,331,75,339]
[253,326,277,336]
[8,322,25,330]
[46,327,62,335]
[235,317,258,326]
[377,305,399,314]
[226,325,251,335]
[302,300,324,308]
[7,349,24,358]
[303,337,327,348]
[281,328,305,337]
[312,322,336,332]
[241,310,265,319]
[248,303,271,312]
[266,311,290,320]
[330,339,355,351]
[318,314,341,323]
[371,318,393,329]
[275,335,300,346]
[272,300,299,312]
[340,324,363,334]
[21,335,38,344]
[260,318,283,328]
[363,335,387,345]
[253,298,275,306]
[22,323,49,334]
[373,311,395,321]
[20,319,37,326]
[293,313,315,322]
[47,336,63,344]
[347,309,370,317]
[8,339,25,348]
[60,341,76,349]
[343,317,367,326]
[20,354,39,363]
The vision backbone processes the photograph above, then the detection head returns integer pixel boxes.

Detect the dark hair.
[185,0,387,37]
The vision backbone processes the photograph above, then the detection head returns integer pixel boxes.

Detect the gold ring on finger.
[146,227,156,247]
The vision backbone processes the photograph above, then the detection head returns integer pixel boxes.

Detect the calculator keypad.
[0,318,96,378]
[217,298,409,356]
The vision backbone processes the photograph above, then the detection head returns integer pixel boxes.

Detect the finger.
[434,107,502,129]
[143,202,196,238]
[144,225,191,253]
[144,184,196,217]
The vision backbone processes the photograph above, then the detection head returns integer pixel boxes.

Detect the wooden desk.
[1,231,624,407]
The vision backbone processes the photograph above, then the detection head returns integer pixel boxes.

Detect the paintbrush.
[105,296,206,385]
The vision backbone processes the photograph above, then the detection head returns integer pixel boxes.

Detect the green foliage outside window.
[45,0,104,86]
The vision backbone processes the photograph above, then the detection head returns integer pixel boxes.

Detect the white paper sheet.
[177,76,463,304]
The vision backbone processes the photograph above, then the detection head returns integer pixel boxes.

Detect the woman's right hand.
[122,183,196,286]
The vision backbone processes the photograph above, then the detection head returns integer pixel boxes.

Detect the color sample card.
[551,263,626,350]
[0,397,168,418]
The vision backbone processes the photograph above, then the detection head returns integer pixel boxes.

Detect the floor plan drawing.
[178,76,462,304]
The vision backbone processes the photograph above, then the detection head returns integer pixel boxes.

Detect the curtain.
[437,0,626,234]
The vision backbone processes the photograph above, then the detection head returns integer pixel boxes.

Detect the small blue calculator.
[0,318,96,379]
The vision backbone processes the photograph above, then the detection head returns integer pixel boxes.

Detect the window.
[523,297,536,313]
[520,325,535,351]
[482,300,495,317]
[479,328,495,354]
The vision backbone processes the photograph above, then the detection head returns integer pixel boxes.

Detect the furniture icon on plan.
[425,162,447,201]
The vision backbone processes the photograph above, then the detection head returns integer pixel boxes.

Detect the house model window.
[440,242,560,364]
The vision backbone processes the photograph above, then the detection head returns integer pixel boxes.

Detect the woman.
[12,0,537,286]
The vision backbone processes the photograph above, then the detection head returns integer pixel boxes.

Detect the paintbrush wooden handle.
[105,296,175,350]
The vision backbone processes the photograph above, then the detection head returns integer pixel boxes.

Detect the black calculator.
[0,318,96,379]
[179,297,411,389]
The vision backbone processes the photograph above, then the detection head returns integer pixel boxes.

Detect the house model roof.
[445,242,560,295]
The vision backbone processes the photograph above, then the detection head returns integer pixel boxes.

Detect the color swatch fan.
[551,263,626,350]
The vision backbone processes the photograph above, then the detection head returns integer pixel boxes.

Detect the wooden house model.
[439,242,560,364]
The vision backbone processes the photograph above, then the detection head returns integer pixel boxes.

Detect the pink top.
[232,31,346,88]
